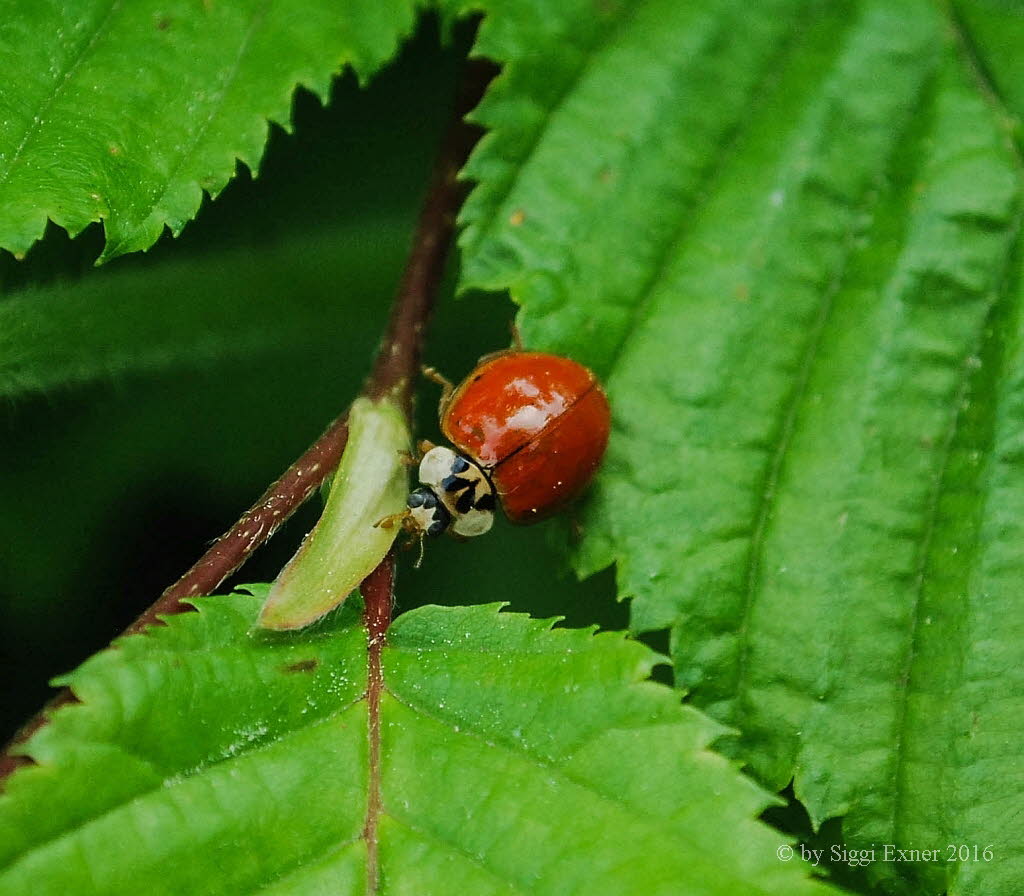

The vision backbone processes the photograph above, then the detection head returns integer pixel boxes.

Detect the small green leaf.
[0,0,417,260]
[0,591,835,895]
[258,395,410,630]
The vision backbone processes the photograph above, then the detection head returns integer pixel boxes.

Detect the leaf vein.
[1,698,364,873]
[0,0,124,189]
[598,10,810,379]
[730,235,853,717]
[380,813,527,894]
[246,835,363,895]
[886,329,977,846]
[942,0,1024,168]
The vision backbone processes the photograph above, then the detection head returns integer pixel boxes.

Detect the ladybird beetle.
[392,351,610,543]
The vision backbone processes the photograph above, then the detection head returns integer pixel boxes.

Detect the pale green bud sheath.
[258,395,411,630]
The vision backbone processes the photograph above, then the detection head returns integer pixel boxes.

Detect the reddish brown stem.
[359,553,395,892]
[129,417,352,636]
[365,63,496,415]
[0,55,497,785]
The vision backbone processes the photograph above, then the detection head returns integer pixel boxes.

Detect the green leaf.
[259,396,410,630]
[457,0,1024,892]
[0,216,403,400]
[0,591,833,895]
[0,0,417,261]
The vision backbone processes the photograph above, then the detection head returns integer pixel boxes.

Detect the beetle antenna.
[509,319,523,352]
[422,366,455,417]
[413,534,426,569]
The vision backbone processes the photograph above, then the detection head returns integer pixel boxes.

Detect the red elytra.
[441,351,611,523]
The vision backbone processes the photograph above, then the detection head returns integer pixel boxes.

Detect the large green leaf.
[0,0,417,261]
[0,590,833,895]
[457,0,1024,892]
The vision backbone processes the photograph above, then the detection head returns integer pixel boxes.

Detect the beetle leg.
[415,534,427,568]
[475,321,525,367]
[568,512,585,545]
[374,509,411,530]
[398,441,436,468]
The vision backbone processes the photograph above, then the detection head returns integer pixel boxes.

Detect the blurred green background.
[0,17,623,743]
